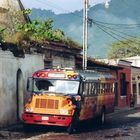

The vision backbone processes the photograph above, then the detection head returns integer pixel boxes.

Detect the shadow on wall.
[16,69,24,121]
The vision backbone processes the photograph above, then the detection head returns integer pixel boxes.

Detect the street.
[0,107,140,140]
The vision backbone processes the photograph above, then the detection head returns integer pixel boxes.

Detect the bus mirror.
[27,77,32,92]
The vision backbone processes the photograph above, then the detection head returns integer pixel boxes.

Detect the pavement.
[107,105,140,118]
[1,105,140,132]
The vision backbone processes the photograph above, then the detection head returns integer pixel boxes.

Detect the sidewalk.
[107,105,140,117]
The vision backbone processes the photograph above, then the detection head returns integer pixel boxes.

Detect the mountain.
[29,0,140,58]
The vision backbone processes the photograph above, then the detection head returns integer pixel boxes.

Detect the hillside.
[29,0,140,58]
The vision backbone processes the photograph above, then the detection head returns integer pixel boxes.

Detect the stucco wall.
[0,50,44,128]
[52,55,75,68]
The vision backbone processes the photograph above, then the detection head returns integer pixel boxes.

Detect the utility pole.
[83,0,89,70]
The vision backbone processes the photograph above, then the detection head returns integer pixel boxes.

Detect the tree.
[107,38,140,59]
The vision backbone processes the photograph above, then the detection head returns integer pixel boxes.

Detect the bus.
[22,67,116,133]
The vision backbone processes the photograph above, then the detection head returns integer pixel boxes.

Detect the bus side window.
[105,83,108,93]
[79,82,84,95]
[112,83,115,93]
[97,83,100,95]
[85,82,88,95]
[91,82,96,96]
[91,82,94,95]
[102,83,105,93]
[107,83,110,92]
[83,81,88,96]
[80,81,86,96]
[94,83,97,95]
[88,82,92,95]
[110,83,114,93]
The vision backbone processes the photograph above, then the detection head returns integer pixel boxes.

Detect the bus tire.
[100,108,106,125]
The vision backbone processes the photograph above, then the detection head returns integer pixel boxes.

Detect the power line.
[93,23,128,44]
[93,21,140,45]
[32,0,140,29]
[93,21,136,38]
[93,19,140,27]
[29,0,140,47]
[93,22,140,49]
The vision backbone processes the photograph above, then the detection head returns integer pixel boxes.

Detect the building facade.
[0,50,44,128]
[116,60,131,108]
[131,66,140,106]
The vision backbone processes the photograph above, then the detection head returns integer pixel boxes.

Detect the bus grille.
[35,98,59,109]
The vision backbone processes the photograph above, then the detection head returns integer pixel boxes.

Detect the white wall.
[0,50,44,128]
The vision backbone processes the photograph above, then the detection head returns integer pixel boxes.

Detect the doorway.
[16,69,24,121]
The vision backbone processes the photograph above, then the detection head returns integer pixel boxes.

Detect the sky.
[21,0,110,14]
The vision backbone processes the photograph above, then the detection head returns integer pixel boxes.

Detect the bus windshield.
[33,78,80,95]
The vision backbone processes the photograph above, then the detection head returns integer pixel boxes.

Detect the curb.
[107,106,140,118]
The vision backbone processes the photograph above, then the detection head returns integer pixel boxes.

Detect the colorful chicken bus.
[22,68,116,133]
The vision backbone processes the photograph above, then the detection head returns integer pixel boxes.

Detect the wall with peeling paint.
[0,50,44,128]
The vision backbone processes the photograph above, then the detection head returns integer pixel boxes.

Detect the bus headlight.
[25,107,33,113]
[60,109,68,115]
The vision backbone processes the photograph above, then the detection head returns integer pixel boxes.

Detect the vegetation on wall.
[15,19,64,41]
[3,18,81,50]
[0,9,81,57]
[107,38,140,59]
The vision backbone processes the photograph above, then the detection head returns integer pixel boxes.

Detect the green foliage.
[15,19,65,42]
[107,38,140,59]
[4,31,30,49]
[14,18,81,49]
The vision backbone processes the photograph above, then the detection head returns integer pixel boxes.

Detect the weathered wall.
[52,55,75,68]
[0,0,27,31]
[0,50,44,128]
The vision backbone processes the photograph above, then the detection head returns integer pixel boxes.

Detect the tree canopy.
[107,38,140,59]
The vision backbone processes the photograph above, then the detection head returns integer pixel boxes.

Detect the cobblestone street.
[0,107,140,140]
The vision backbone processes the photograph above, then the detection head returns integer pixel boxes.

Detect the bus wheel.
[100,108,106,125]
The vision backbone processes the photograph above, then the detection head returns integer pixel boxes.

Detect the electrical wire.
[93,21,138,39]
[93,22,140,49]
[32,0,140,28]
[28,0,140,46]
[92,19,140,27]
[92,20,140,45]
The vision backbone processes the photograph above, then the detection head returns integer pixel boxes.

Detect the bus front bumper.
[22,113,72,127]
